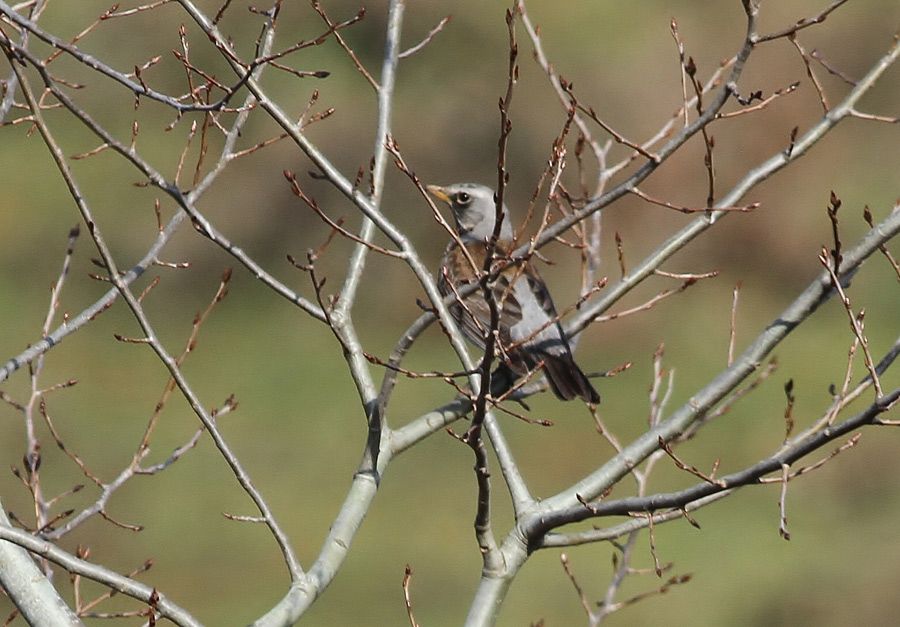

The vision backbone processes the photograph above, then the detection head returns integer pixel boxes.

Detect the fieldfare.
[428,183,600,404]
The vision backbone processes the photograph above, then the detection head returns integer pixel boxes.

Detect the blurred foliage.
[0,0,898,625]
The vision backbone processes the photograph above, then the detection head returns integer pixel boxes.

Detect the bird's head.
[426,183,513,242]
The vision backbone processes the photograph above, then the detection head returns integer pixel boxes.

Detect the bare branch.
[728,282,741,366]
[537,390,897,532]
[399,15,451,59]
[7,46,303,581]
[559,554,594,620]
[754,0,851,43]
[657,437,725,488]
[790,34,830,113]
[631,187,758,214]
[402,565,420,627]
[0,517,198,626]
[777,464,791,540]
[818,248,883,397]
[716,81,800,119]
[310,1,379,90]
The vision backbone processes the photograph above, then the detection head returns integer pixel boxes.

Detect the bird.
[427,182,600,404]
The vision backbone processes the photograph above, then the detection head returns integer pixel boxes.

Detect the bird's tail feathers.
[541,354,600,404]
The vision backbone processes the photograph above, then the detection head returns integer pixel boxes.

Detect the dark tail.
[542,354,600,404]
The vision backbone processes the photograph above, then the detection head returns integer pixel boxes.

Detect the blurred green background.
[1,0,898,625]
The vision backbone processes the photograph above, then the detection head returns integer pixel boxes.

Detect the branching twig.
[310,1,378,90]
[818,247,883,397]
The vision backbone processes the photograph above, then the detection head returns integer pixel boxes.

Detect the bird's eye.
[455,192,471,205]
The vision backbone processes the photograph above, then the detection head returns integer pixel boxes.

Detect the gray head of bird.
[426,183,513,242]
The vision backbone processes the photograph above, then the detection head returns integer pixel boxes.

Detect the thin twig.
[789,34,829,113]
[754,0,851,43]
[728,282,741,366]
[631,187,758,214]
[402,565,420,627]
[777,463,791,540]
[818,247,883,397]
[399,15,451,59]
[311,1,379,90]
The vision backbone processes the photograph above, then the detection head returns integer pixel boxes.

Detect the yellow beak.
[425,184,451,205]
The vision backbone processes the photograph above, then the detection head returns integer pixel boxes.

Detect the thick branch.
[0,512,198,627]
[538,204,900,527]
[540,390,896,528]
[0,504,83,626]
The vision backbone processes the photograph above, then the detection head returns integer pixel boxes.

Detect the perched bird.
[427,182,600,404]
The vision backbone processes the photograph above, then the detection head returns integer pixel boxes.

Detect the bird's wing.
[437,240,598,403]
[522,263,560,320]
[507,262,573,359]
[438,242,523,350]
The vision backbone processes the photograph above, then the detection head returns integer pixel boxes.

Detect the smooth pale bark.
[0,503,83,627]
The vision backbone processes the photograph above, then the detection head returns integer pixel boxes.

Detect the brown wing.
[438,241,599,403]
[438,242,522,351]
